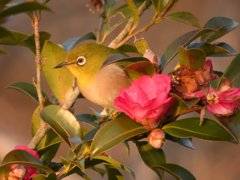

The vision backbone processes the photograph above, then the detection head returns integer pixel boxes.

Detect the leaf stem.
[28,12,49,149]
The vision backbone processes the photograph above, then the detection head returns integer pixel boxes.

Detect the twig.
[28,12,49,149]
[109,0,175,49]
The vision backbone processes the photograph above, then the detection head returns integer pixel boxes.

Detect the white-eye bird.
[54,43,132,109]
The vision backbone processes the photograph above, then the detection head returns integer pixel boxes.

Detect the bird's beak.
[54,62,71,69]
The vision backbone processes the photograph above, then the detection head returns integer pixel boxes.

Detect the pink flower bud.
[148,129,165,149]
[114,74,175,129]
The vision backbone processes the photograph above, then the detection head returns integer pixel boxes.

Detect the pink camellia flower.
[187,78,240,117]
[114,74,176,130]
[11,146,40,180]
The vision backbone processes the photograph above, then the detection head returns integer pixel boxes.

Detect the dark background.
[1,0,240,179]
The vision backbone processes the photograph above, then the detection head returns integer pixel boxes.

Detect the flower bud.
[8,165,27,180]
[148,128,165,149]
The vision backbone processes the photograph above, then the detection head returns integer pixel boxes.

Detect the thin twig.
[28,12,49,149]
[109,0,175,49]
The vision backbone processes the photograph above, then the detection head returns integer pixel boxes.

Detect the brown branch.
[109,0,175,49]
[28,12,49,149]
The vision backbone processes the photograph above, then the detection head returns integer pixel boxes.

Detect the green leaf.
[105,0,118,19]
[62,32,96,53]
[40,105,82,148]
[134,38,150,55]
[152,0,171,16]
[0,30,28,46]
[23,31,51,54]
[179,46,206,68]
[33,172,57,180]
[122,141,130,157]
[123,61,156,80]
[166,134,195,149]
[90,116,148,158]
[169,93,188,117]
[76,114,100,128]
[198,43,234,57]
[160,28,215,71]
[0,26,11,38]
[92,156,135,178]
[0,2,52,18]
[105,165,124,180]
[0,149,53,178]
[41,40,75,103]
[135,141,165,179]
[162,117,236,143]
[222,53,240,88]
[91,166,106,177]
[213,42,237,56]
[101,56,149,70]
[124,0,139,33]
[164,11,201,28]
[201,17,239,42]
[0,0,11,9]
[152,163,196,180]
[6,81,50,104]
[214,111,240,143]
[117,44,139,53]
[31,106,62,165]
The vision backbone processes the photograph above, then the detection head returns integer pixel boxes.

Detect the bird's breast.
[78,64,132,109]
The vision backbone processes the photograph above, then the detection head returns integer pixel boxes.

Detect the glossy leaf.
[169,93,188,117]
[222,53,240,88]
[213,42,237,56]
[33,172,57,180]
[164,11,201,28]
[75,114,100,128]
[214,111,240,143]
[31,106,62,164]
[123,61,156,80]
[0,26,11,38]
[166,134,195,149]
[201,17,239,42]
[101,55,149,70]
[117,44,139,53]
[162,117,236,143]
[40,105,82,148]
[125,0,139,33]
[134,38,150,55]
[0,2,52,18]
[23,31,51,54]
[198,43,234,57]
[152,0,170,16]
[0,30,28,46]
[152,163,196,180]
[0,149,53,178]
[6,81,50,104]
[41,40,75,103]
[93,156,135,178]
[105,165,124,180]
[178,46,206,68]
[135,141,165,179]
[62,32,96,53]
[105,0,118,19]
[160,29,215,71]
[90,116,148,158]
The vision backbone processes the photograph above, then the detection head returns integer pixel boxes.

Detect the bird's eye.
[76,56,86,66]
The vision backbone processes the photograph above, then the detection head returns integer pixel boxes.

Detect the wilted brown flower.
[171,60,219,97]
[86,0,103,13]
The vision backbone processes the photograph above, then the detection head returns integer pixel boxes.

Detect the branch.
[28,12,49,149]
[109,0,175,49]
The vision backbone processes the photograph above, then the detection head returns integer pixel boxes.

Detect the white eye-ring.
[76,56,86,66]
